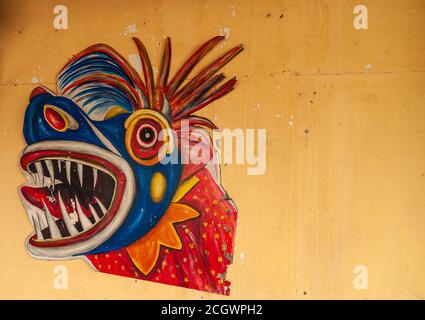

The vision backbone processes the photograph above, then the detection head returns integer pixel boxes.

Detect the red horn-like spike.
[167,36,224,96]
[172,44,243,105]
[132,37,155,108]
[174,77,237,121]
[157,37,171,90]
[172,73,225,114]
[154,37,172,110]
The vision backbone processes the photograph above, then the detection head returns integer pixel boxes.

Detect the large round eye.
[136,123,158,148]
[43,105,79,132]
[125,110,174,166]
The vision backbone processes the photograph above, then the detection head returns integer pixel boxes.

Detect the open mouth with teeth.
[19,141,135,259]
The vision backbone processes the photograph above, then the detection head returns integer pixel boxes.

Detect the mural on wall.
[18,36,243,295]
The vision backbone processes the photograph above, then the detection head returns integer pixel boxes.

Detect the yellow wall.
[1,0,424,299]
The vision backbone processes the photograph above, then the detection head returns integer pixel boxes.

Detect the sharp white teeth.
[30,172,37,184]
[35,208,48,229]
[30,209,44,240]
[58,160,62,173]
[45,159,55,189]
[93,168,98,188]
[34,161,44,187]
[42,200,62,239]
[94,196,108,216]
[65,161,71,184]
[75,197,93,230]
[58,191,79,236]
[77,163,83,186]
[88,203,100,223]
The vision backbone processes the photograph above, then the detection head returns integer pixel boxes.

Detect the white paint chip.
[365,63,373,70]
[121,23,138,36]
[230,5,236,17]
[219,27,231,39]
[288,115,294,126]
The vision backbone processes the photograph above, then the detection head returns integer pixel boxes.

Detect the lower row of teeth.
[29,191,108,241]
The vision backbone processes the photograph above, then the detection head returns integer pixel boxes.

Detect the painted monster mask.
[19,36,242,295]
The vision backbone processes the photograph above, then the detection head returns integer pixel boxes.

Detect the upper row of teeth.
[29,191,108,241]
[29,159,98,189]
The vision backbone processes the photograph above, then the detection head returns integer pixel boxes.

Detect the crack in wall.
[2,69,425,87]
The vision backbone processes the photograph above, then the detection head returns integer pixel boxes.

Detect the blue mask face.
[21,91,181,258]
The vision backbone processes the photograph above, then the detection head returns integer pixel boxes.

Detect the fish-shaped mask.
[19,36,242,295]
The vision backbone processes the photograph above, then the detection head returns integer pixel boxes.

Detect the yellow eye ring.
[124,109,174,166]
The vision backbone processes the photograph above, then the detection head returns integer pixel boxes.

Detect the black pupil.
[140,127,155,144]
